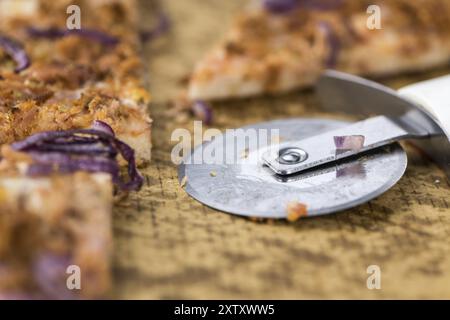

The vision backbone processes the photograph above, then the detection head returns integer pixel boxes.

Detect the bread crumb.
[180,176,188,188]
[286,201,308,222]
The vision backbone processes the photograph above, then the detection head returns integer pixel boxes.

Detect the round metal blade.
[178,118,407,219]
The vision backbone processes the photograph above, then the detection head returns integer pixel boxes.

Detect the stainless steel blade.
[316,70,450,179]
[179,118,407,219]
[317,70,443,135]
[262,71,447,176]
[261,115,433,176]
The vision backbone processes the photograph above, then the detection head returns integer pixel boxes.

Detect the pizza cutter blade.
[178,118,407,219]
[262,72,448,177]
[314,70,450,178]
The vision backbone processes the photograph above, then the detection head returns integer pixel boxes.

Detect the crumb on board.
[210,171,217,177]
[286,201,308,222]
[180,176,188,188]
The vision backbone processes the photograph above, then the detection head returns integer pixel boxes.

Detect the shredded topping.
[10,121,144,191]
[27,27,119,46]
[0,34,30,73]
[140,13,171,42]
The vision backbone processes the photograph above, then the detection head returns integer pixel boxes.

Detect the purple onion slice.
[264,0,344,14]
[27,27,119,46]
[27,156,120,177]
[191,100,213,125]
[334,135,365,151]
[263,0,299,14]
[0,34,31,72]
[31,141,118,156]
[318,21,341,68]
[140,13,171,43]
[11,125,144,191]
[26,27,65,39]
[91,120,115,137]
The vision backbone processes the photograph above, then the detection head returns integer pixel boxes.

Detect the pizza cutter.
[314,70,450,179]
[178,72,449,219]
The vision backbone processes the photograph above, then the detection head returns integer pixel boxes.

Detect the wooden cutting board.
[112,0,450,299]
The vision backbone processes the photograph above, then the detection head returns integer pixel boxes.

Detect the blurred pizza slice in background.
[188,0,450,101]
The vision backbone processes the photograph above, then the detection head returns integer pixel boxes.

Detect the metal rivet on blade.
[277,147,308,165]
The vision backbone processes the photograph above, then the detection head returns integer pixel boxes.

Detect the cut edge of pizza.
[187,0,450,101]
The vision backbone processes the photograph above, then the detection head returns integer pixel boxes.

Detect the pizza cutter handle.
[398,75,450,138]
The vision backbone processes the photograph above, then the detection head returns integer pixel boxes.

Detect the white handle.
[398,75,450,137]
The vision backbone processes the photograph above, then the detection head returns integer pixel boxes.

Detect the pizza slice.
[0,0,152,164]
[187,0,450,100]
[0,0,152,299]
[0,119,144,299]
[0,171,113,299]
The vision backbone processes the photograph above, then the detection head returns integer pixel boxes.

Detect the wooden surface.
[112,0,450,299]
